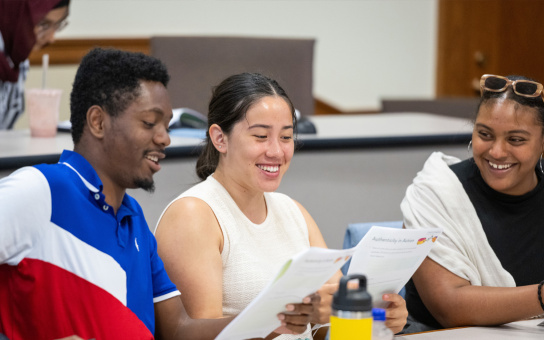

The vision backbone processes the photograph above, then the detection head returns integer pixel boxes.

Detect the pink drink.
[27,88,62,138]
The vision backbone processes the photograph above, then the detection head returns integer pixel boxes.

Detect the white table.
[396,319,544,339]
[0,113,473,170]
[304,112,472,139]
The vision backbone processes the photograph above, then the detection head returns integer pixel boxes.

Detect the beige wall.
[17,0,438,128]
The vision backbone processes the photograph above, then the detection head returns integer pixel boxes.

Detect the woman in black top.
[401,74,544,331]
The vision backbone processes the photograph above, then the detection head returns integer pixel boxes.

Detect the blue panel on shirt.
[34,150,178,335]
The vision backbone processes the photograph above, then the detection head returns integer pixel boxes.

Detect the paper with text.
[215,246,356,340]
[347,226,442,308]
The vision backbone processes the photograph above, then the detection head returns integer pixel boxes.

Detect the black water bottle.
[330,274,373,339]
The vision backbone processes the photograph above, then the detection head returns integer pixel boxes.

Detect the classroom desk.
[395,318,544,339]
[0,112,472,170]
[0,113,473,248]
[296,112,472,148]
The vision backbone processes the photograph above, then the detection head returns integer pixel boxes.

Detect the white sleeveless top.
[156,175,312,339]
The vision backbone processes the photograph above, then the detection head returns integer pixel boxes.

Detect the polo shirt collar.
[58,150,138,217]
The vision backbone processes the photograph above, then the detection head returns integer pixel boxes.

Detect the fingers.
[310,283,337,324]
[383,293,404,305]
[382,293,408,334]
[347,280,360,289]
[277,286,340,335]
[301,292,320,305]
[277,311,311,335]
[383,293,407,316]
[276,297,315,335]
[285,301,314,315]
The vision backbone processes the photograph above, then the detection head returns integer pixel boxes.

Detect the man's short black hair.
[70,48,170,144]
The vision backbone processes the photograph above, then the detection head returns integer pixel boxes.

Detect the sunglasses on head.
[480,74,544,100]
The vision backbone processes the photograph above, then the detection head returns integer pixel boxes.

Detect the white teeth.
[258,165,279,173]
[489,161,512,170]
[146,155,159,163]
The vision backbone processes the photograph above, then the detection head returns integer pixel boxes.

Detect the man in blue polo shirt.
[0,48,313,339]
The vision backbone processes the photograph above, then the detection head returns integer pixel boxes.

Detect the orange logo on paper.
[417,237,427,245]
[345,255,351,261]
[432,236,438,242]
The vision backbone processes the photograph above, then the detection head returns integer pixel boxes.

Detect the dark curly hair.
[70,48,170,144]
[196,72,295,180]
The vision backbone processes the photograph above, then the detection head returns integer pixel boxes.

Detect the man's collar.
[58,150,138,217]
[58,150,102,192]
[59,150,102,192]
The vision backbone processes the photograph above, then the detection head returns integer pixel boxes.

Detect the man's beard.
[134,178,155,193]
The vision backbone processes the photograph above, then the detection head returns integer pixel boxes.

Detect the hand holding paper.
[215,226,441,339]
[273,298,315,336]
[347,226,442,308]
[215,246,357,340]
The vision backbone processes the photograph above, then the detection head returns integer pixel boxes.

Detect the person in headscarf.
[0,0,70,130]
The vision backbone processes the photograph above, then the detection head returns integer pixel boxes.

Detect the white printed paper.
[215,246,356,340]
[347,226,442,308]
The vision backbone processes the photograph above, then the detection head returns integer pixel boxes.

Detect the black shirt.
[406,158,544,329]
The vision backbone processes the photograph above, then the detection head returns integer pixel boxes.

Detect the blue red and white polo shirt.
[0,150,180,339]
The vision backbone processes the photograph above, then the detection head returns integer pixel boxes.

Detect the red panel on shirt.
[0,259,154,340]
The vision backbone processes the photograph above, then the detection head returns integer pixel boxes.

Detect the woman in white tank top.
[155,73,407,339]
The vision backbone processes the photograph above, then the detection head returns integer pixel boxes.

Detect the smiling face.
[217,96,294,194]
[472,99,544,195]
[101,80,173,192]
